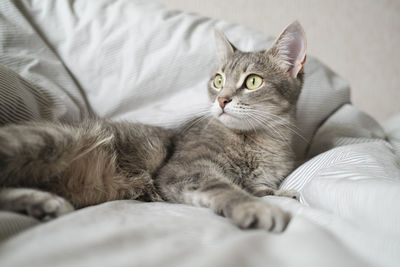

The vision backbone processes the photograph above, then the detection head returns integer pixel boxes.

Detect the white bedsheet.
[0,1,399,267]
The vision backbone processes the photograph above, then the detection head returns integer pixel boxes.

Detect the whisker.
[243,116,257,133]
[248,106,303,131]
[247,109,308,143]
[246,111,298,155]
[247,112,292,148]
[178,112,212,135]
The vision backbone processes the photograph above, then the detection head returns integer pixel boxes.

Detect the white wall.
[154,0,400,121]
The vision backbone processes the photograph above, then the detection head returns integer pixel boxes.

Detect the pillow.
[0,0,89,123]
[0,65,64,126]
[383,114,400,157]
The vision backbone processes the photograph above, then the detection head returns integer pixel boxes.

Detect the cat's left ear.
[214,29,236,63]
[268,21,307,78]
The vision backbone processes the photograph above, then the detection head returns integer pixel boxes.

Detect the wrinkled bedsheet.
[0,1,399,267]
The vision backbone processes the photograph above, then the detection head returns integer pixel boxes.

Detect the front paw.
[229,201,291,233]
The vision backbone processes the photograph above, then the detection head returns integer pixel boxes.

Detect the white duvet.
[0,1,399,267]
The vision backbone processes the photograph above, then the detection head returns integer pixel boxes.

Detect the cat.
[0,21,306,232]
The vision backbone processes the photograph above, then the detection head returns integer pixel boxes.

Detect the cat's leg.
[0,188,74,221]
[157,167,291,232]
[0,121,121,208]
[0,121,171,208]
[169,179,289,232]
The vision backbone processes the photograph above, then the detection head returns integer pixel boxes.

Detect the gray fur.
[0,21,306,232]
[0,120,173,209]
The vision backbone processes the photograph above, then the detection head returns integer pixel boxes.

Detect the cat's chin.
[217,113,254,132]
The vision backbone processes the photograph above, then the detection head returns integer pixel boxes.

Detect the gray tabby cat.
[0,21,306,232]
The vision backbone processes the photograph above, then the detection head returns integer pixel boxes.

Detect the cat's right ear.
[214,29,236,63]
[268,21,307,78]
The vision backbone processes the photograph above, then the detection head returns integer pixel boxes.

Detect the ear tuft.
[214,29,236,63]
[269,21,307,78]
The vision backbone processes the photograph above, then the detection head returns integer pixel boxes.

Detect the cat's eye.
[214,74,224,89]
[245,74,263,90]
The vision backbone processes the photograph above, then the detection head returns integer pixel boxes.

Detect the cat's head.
[208,21,306,131]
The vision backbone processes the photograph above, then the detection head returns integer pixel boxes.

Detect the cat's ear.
[268,21,307,78]
[214,29,236,63]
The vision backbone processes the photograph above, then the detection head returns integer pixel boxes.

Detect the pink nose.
[218,97,232,109]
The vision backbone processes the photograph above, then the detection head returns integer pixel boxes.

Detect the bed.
[0,1,399,266]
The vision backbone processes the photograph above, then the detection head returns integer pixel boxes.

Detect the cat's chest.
[218,137,277,182]
[183,121,291,183]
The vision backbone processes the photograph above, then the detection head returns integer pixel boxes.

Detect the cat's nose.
[218,97,232,109]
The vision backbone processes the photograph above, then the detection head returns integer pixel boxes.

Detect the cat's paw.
[229,201,291,233]
[8,189,74,221]
[24,192,74,221]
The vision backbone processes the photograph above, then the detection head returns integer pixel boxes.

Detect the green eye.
[245,74,263,90]
[214,74,224,89]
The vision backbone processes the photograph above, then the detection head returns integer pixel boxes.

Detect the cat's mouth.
[216,111,249,131]
[218,111,240,121]
[218,111,229,117]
